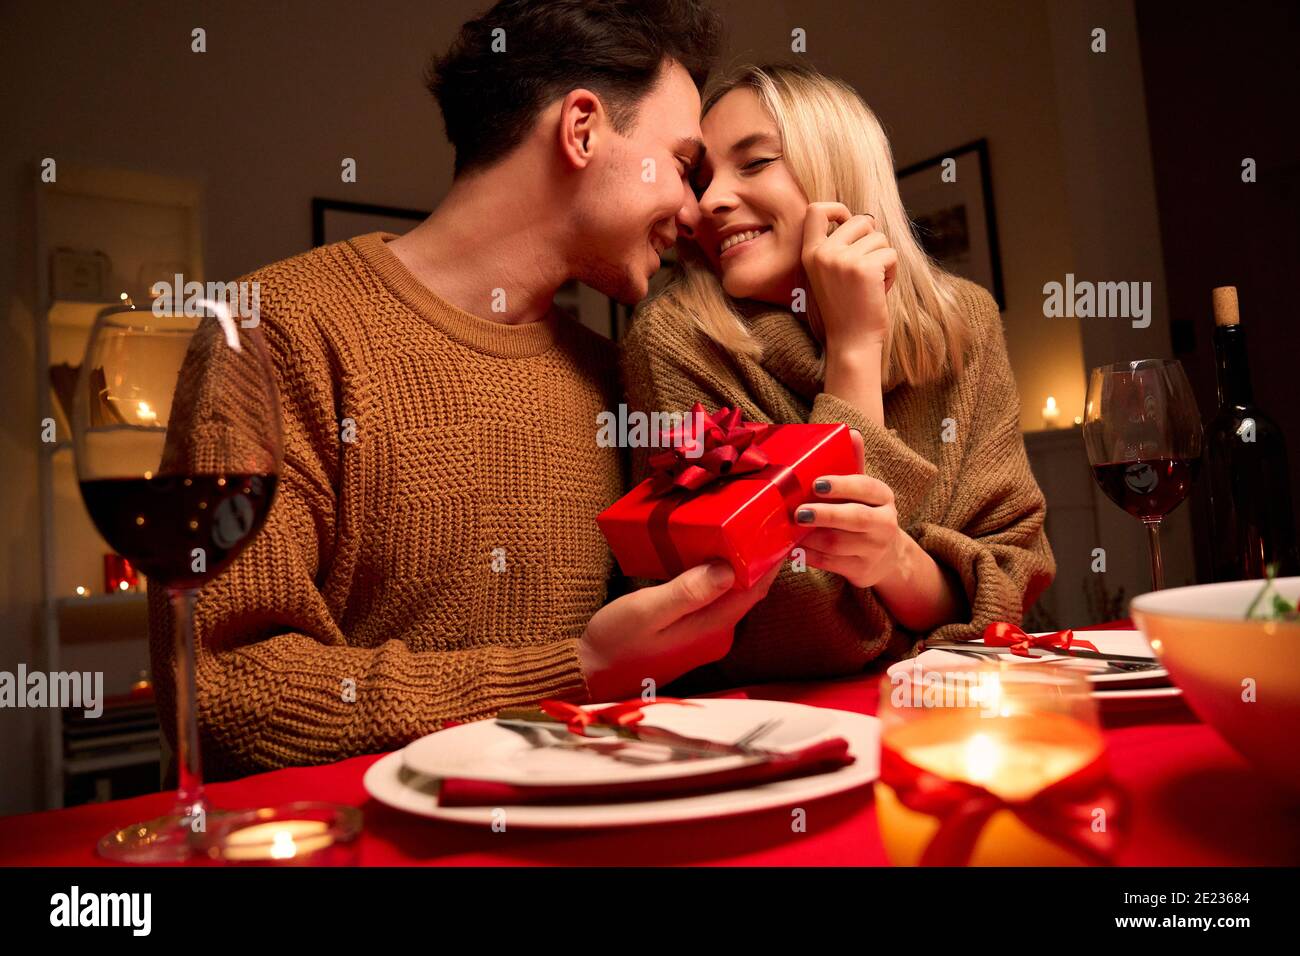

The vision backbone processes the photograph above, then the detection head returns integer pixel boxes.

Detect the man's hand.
[578,561,782,701]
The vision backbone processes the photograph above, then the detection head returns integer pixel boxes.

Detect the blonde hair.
[653,63,972,389]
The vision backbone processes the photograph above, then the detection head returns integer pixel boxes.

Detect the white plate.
[366,700,879,829]
[401,697,842,787]
[1092,685,1183,701]
[1032,630,1180,703]
[1016,630,1166,686]
[896,631,1175,701]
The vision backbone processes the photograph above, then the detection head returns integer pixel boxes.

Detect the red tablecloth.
[2,622,1298,866]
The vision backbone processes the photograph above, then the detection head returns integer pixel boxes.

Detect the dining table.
[2,619,1298,867]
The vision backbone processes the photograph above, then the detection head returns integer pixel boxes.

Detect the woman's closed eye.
[742,156,779,173]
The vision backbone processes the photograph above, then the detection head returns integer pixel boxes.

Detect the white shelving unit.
[33,161,205,808]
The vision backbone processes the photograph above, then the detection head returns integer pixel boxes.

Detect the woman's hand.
[800,201,897,353]
[795,430,969,632]
[794,432,907,589]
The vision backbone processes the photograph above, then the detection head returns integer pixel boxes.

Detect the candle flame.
[137,401,157,424]
[963,733,1003,784]
[269,829,298,860]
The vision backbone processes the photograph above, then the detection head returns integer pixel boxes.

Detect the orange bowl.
[1130,577,1300,792]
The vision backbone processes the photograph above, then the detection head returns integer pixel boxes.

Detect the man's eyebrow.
[673,136,705,163]
[729,132,780,155]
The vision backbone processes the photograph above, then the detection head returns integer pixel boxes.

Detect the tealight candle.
[220,820,334,862]
[1041,395,1061,429]
[198,802,362,866]
[876,664,1116,866]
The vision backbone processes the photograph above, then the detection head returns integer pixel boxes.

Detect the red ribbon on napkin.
[647,403,772,496]
[538,697,697,737]
[981,622,1099,657]
[879,744,1124,866]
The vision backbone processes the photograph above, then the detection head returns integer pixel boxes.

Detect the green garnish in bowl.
[1245,564,1299,622]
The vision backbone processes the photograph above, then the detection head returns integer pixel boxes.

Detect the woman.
[622,63,1055,685]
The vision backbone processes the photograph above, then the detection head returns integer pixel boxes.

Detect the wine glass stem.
[1143,519,1165,591]
[169,587,207,824]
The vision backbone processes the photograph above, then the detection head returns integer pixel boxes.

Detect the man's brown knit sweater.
[148,232,622,779]
[622,277,1055,687]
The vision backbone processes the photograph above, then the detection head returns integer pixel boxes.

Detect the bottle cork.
[1212,286,1240,326]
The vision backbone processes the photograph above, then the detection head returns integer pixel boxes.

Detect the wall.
[1135,0,1300,577]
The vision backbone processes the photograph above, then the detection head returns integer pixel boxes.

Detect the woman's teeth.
[720,228,769,254]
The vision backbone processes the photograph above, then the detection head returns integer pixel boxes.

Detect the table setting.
[5,329,1296,868]
[3,596,1299,868]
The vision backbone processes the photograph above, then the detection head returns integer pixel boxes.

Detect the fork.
[733,718,781,750]
[938,646,1161,674]
[507,716,783,760]
[501,722,669,764]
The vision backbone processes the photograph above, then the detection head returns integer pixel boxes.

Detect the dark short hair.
[427,0,722,176]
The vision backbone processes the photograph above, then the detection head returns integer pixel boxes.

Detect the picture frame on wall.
[311,198,428,248]
[895,138,1005,310]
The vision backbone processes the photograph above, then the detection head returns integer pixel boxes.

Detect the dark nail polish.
[813,478,832,494]
[796,508,815,525]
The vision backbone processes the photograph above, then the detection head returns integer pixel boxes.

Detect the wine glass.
[1083,359,1203,591]
[72,299,282,862]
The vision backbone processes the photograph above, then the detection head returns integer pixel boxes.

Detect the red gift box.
[597,405,858,588]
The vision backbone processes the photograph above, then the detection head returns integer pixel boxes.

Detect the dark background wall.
[1136,0,1300,578]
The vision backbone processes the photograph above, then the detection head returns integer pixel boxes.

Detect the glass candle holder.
[876,661,1122,866]
[103,553,138,593]
[196,802,362,866]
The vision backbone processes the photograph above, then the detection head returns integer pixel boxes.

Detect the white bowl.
[1130,577,1300,792]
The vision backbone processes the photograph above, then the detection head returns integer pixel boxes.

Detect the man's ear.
[558,88,605,170]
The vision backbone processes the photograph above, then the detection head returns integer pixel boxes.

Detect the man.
[149,0,779,780]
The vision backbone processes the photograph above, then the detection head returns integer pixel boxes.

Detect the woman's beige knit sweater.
[621,277,1056,686]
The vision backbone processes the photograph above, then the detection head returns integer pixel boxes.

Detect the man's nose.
[675,187,702,240]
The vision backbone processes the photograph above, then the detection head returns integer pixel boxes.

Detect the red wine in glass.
[80,474,278,590]
[72,302,282,862]
[1083,360,1203,591]
[1090,457,1200,521]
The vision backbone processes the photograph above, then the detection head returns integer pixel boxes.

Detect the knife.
[922,641,1158,665]
[495,706,761,759]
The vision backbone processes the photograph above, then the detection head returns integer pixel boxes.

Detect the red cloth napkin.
[436,737,854,807]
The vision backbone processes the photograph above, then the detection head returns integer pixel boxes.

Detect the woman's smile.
[718,225,772,258]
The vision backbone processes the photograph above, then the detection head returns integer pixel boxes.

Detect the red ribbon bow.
[981,622,1099,657]
[880,745,1124,865]
[647,403,772,496]
[538,697,697,736]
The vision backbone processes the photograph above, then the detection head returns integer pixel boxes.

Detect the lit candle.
[136,401,157,424]
[876,710,1105,866]
[1041,396,1061,429]
[218,820,334,862]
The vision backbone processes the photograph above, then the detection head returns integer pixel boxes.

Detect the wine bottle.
[1206,286,1299,580]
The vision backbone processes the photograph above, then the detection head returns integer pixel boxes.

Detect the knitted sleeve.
[810,285,1056,649]
[148,296,587,780]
